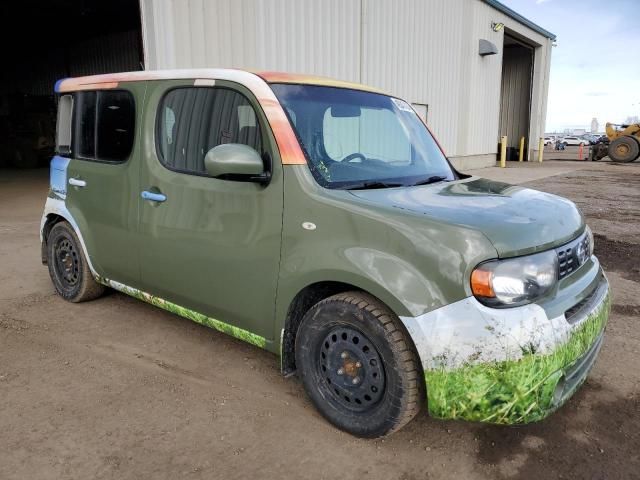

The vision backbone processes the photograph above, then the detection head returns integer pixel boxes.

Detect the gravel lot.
[1,161,639,480]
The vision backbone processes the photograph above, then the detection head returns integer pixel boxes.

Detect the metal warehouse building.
[1,0,554,171]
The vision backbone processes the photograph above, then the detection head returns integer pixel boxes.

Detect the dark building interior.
[0,0,142,169]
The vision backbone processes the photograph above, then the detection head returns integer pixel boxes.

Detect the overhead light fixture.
[492,22,504,32]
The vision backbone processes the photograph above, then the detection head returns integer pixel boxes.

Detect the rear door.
[64,84,143,287]
[137,80,284,340]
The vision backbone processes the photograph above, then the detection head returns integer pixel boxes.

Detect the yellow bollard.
[500,136,507,168]
[519,137,525,162]
[538,137,544,163]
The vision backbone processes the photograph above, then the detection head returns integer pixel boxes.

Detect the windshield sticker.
[391,98,414,113]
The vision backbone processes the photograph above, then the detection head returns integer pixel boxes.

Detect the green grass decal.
[425,294,610,424]
[98,276,266,349]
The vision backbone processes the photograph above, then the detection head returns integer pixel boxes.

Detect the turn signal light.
[471,269,495,298]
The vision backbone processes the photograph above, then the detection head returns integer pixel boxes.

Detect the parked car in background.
[561,136,588,146]
[582,134,599,145]
[544,137,553,146]
[41,69,611,437]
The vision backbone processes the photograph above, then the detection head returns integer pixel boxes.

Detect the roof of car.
[54,68,384,94]
[252,71,384,93]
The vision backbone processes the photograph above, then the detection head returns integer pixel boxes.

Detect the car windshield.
[270,84,455,189]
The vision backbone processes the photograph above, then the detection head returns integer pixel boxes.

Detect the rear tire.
[608,136,640,163]
[47,222,105,302]
[295,291,424,437]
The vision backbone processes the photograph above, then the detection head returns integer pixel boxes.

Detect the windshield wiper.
[341,181,406,190]
[410,175,450,186]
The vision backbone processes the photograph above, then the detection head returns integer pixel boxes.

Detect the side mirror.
[204,144,268,183]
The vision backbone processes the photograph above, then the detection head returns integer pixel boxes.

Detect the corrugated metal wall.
[4,31,141,96]
[360,0,466,157]
[140,0,553,166]
[67,31,142,77]
[141,0,361,81]
[459,0,503,160]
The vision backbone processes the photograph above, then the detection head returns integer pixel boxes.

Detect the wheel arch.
[278,279,413,376]
[40,213,67,264]
[40,200,100,278]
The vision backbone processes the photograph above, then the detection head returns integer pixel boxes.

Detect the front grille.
[556,232,591,280]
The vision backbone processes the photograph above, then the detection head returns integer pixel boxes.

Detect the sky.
[501,0,640,132]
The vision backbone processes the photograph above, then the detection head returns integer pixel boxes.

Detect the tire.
[295,291,424,437]
[608,136,640,163]
[592,143,608,161]
[47,221,105,302]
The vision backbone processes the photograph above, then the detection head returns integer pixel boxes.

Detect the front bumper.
[400,273,610,424]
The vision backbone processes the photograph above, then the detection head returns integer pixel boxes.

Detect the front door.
[137,80,284,340]
[64,84,143,287]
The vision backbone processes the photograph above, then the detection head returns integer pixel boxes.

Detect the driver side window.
[322,107,411,164]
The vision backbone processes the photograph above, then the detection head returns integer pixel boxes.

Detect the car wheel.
[295,291,424,437]
[608,136,640,162]
[47,221,105,302]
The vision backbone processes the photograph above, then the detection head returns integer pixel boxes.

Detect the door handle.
[68,177,87,188]
[141,191,167,203]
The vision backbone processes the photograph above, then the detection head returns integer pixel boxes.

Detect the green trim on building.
[425,294,610,424]
[98,276,267,349]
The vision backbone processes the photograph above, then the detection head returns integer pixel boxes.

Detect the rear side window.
[97,91,136,161]
[73,90,135,163]
[157,87,263,175]
[56,95,73,156]
[75,91,97,159]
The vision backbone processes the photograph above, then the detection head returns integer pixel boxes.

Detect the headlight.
[471,250,558,307]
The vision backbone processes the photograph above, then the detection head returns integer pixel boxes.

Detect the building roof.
[55,69,383,94]
[482,0,556,41]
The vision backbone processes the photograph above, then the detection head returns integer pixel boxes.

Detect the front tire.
[608,136,640,162]
[47,222,105,302]
[295,292,424,437]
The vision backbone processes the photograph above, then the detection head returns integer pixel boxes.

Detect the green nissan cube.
[41,69,610,437]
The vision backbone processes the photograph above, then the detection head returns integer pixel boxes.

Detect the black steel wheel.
[318,326,386,411]
[295,291,424,438]
[46,221,105,302]
[53,237,80,288]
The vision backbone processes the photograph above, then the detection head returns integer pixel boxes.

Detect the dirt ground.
[1,161,639,480]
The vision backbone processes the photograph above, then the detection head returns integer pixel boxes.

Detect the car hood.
[348,177,584,258]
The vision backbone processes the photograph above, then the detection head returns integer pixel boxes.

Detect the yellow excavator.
[591,122,640,162]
